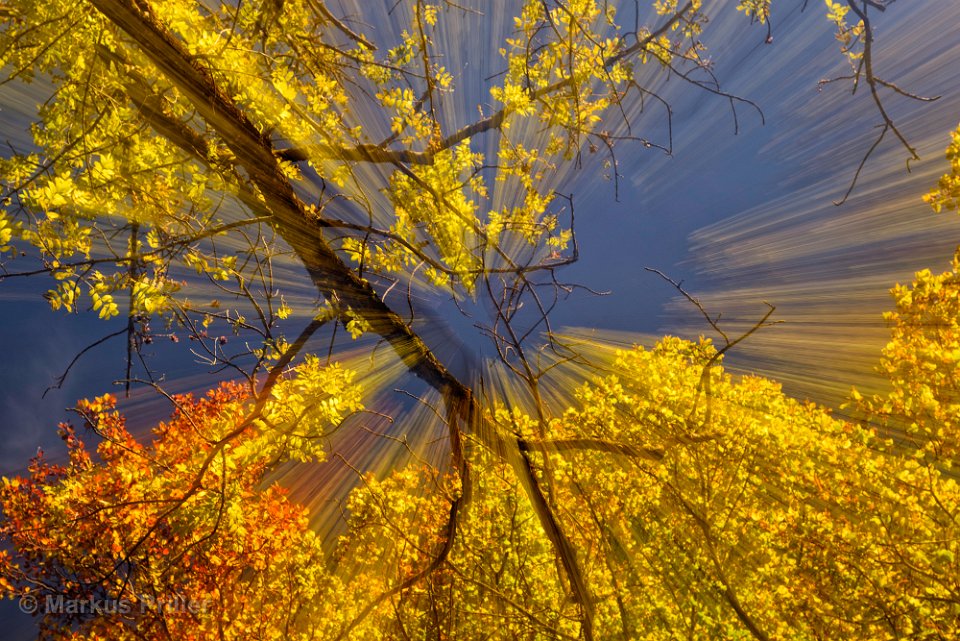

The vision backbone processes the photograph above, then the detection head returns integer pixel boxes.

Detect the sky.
[2,0,960,635]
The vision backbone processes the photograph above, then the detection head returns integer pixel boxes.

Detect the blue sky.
[3,0,960,633]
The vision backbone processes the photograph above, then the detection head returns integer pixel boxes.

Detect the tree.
[0,0,957,639]
[4,331,960,639]
[0,385,350,641]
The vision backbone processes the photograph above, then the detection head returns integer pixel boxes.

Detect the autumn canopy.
[0,0,959,639]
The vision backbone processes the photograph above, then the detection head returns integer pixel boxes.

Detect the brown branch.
[88,0,465,397]
[515,442,595,640]
[645,266,781,428]
[81,3,637,631]
[279,1,697,166]
[124,223,140,398]
[308,0,375,50]
[605,0,695,66]
[520,437,664,461]
[834,0,920,204]
[334,390,471,640]
[43,328,128,398]
[834,123,887,206]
